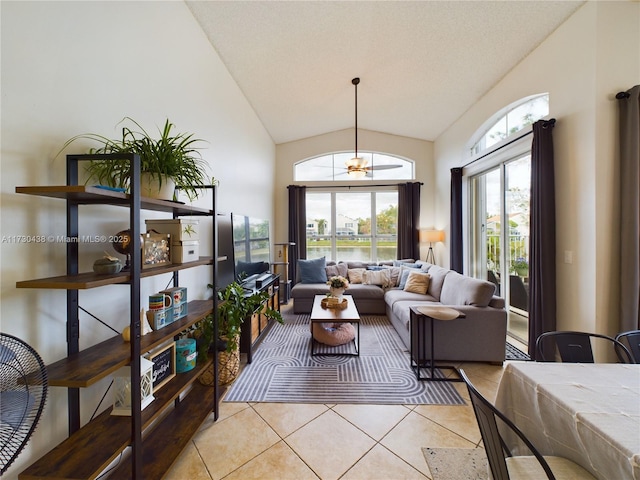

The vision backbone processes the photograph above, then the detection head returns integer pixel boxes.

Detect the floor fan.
[1,333,48,474]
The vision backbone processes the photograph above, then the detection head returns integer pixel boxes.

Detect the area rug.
[505,342,531,361]
[224,314,465,405]
[423,447,488,480]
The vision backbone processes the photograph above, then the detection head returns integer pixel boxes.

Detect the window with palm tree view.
[306,190,398,262]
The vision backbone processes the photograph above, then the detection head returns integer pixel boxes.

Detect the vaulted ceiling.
[187,1,583,144]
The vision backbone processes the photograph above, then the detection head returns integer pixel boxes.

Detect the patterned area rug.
[224,314,465,405]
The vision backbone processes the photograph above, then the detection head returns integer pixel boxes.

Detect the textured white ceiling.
[186,1,583,144]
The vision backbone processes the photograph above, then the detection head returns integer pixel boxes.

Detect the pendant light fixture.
[346,77,368,178]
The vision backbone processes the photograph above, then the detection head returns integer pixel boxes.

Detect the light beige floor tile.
[285,409,376,480]
[194,406,280,479]
[224,440,319,480]
[381,410,476,476]
[413,404,481,445]
[164,442,212,480]
[332,404,413,440]
[217,400,251,422]
[252,402,329,437]
[341,444,428,480]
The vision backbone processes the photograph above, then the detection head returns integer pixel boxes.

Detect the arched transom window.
[470,94,549,156]
[295,152,414,182]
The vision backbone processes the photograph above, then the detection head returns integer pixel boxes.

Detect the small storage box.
[147,306,174,330]
[145,219,199,242]
[160,287,188,321]
[172,241,199,264]
[175,338,197,373]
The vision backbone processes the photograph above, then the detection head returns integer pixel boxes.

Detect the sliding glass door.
[470,155,531,343]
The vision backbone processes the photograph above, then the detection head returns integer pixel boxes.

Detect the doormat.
[224,314,465,405]
[423,447,488,480]
[505,342,531,361]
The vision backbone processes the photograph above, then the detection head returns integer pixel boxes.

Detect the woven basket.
[199,335,240,386]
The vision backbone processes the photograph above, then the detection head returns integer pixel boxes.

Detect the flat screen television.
[232,214,271,283]
[216,212,236,290]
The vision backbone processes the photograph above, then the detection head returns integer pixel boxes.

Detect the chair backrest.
[509,275,528,312]
[459,369,555,480]
[615,330,640,363]
[536,331,633,363]
[487,270,500,296]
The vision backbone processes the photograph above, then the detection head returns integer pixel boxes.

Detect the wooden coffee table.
[310,294,360,356]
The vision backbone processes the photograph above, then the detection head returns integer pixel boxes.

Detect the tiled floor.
[165,307,524,480]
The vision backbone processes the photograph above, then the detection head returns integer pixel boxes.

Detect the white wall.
[434,1,640,335]
[275,128,435,260]
[0,2,275,477]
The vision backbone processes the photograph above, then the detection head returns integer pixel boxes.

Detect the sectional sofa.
[290,258,507,363]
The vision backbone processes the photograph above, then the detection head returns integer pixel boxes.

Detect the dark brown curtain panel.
[450,167,463,273]
[617,85,640,331]
[528,118,556,359]
[397,182,421,260]
[287,185,306,283]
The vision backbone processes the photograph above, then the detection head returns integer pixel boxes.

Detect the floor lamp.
[420,230,444,264]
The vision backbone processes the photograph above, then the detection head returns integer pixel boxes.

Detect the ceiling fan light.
[345,156,367,169]
[347,169,367,179]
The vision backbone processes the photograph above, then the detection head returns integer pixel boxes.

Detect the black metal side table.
[409,306,466,382]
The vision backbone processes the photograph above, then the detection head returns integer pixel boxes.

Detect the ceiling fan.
[343,77,402,179]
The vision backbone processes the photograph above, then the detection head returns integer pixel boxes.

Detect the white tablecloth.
[495,362,640,480]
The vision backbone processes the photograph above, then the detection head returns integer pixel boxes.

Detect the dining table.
[495,362,640,480]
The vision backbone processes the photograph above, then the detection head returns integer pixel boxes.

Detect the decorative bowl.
[93,258,123,274]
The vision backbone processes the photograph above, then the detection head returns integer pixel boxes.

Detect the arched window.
[470,94,549,156]
[294,152,414,182]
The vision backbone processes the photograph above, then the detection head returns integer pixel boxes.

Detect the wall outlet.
[564,250,573,264]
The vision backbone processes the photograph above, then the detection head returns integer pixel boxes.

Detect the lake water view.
[307,246,396,262]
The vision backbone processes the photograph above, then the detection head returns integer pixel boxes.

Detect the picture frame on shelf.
[146,342,176,392]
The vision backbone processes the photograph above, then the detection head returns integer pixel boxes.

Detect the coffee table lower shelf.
[310,294,361,357]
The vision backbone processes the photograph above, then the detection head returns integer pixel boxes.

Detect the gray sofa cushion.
[426,265,450,300]
[325,262,348,279]
[440,271,496,307]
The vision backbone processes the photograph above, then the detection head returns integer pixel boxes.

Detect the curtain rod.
[616,91,631,99]
[462,118,556,169]
[289,182,423,190]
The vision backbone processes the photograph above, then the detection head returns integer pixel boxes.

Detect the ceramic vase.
[329,287,345,299]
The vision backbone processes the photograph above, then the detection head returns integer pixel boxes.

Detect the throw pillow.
[298,257,327,284]
[325,262,348,279]
[404,271,431,294]
[398,265,421,289]
[363,269,391,287]
[347,268,366,284]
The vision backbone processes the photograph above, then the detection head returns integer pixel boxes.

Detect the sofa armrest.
[489,296,505,309]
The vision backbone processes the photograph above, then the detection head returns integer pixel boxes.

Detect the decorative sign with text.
[147,342,176,392]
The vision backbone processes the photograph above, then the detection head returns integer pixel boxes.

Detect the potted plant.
[58,117,211,201]
[198,280,283,385]
[511,258,529,277]
[327,275,349,298]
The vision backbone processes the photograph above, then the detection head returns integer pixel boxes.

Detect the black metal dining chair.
[615,330,640,363]
[460,369,597,480]
[536,331,633,363]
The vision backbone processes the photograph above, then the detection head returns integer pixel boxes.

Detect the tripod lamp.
[420,229,444,264]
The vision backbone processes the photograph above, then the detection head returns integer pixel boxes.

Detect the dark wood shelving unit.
[16,258,213,289]
[16,154,220,479]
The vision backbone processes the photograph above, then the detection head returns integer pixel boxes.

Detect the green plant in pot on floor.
[58,117,211,201]
[200,280,283,386]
